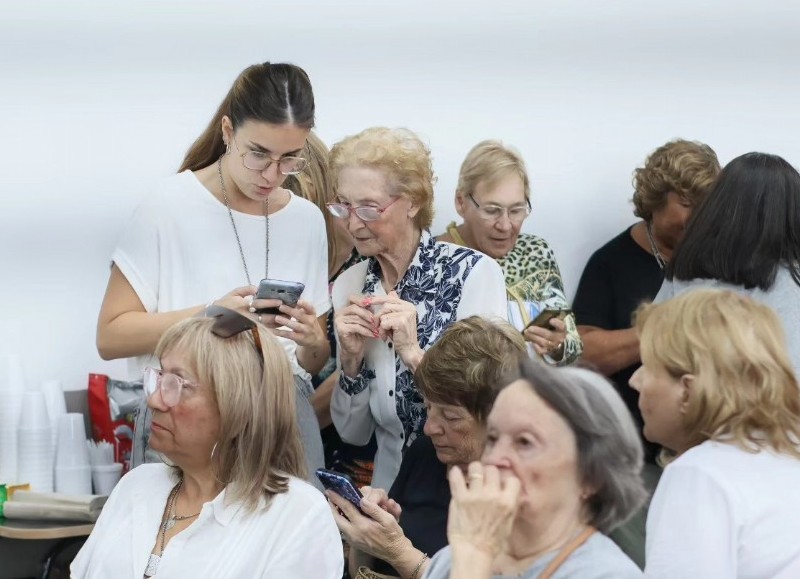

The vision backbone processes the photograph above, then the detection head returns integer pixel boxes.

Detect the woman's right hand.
[209,285,257,314]
[326,490,412,563]
[447,462,521,557]
[334,295,378,376]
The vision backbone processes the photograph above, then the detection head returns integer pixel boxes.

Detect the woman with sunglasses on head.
[95,62,330,480]
[436,140,581,365]
[328,127,507,490]
[73,307,344,578]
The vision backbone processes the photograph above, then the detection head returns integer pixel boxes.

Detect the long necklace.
[217,157,270,283]
[144,480,183,577]
[645,221,666,270]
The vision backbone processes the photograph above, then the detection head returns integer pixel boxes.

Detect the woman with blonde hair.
[631,289,800,578]
[329,127,507,489]
[437,140,581,365]
[73,307,343,577]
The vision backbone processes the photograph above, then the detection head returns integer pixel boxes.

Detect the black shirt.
[573,225,663,463]
[372,436,450,575]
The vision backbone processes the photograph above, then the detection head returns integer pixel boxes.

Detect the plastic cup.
[21,391,50,430]
[3,354,26,392]
[55,464,92,495]
[55,414,90,468]
[92,463,123,495]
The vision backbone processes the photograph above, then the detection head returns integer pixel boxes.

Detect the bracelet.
[409,553,428,579]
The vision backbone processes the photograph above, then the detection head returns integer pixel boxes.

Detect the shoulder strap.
[539,527,596,579]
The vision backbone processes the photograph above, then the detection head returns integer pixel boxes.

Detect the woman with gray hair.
[423,360,646,579]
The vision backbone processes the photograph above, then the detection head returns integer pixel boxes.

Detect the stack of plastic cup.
[0,354,26,483]
[55,413,92,495]
[41,379,67,452]
[17,391,54,492]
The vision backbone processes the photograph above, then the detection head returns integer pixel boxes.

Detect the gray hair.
[508,360,647,533]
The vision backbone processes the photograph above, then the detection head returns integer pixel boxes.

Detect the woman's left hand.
[447,462,521,557]
[524,317,568,359]
[369,291,424,371]
[267,299,327,349]
[326,491,412,563]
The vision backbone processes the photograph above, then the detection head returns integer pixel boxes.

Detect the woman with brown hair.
[95,62,330,480]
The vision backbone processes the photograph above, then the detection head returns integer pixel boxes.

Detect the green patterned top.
[442,222,582,365]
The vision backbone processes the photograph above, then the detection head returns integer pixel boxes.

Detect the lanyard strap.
[539,527,596,579]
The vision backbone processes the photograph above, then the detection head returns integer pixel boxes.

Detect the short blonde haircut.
[155,317,306,511]
[283,132,339,276]
[329,127,435,229]
[457,140,531,202]
[635,289,800,457]
[632,139,720,220]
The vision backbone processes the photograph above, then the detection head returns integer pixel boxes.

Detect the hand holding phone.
[316,468,364,513]
[525,309,571,331]
[255,278,305,314]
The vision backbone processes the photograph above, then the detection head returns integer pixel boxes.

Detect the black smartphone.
[525,308,571,330]
[255,279,305,314]
[315,468,364,512]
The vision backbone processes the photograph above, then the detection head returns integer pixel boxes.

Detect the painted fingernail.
[362,297,372,307]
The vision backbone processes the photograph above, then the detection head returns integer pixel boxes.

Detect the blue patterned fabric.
[356,231,483,443]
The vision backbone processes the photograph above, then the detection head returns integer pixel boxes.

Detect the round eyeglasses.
[326,196,402,222]
[468,193,531,223]
[143,367,194,408]
[233,140,308,175]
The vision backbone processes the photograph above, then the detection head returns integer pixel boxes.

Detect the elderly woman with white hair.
[424,360,646,578]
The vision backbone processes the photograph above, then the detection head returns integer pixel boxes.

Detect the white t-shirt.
[71,463,344,578]
[113,170,330,381]
[645,440,800,578]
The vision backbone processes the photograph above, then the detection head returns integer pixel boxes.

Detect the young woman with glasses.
[436,140,582,365]
[95,62,330,483]
[72,307,344,578]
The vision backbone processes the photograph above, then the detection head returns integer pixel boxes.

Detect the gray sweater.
[422,533,642,579]
[655,266,800,378]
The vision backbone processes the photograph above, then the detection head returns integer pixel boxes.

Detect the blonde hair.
[457,140,531,202]
[155,317,306,511]
[329,127,435,229]
[283,132,340,277]
[635,289,800,457]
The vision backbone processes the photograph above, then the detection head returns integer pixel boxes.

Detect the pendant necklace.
[645,221,666,270]
[218,156,270,283]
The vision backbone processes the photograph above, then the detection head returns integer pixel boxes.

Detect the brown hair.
[632,139,720,220]
[635,289,800,458]
[283,132,339,276]
[329,127,435,230]
[179,62,315,173]
[156,317,306,512]
[415,316,526,424]
[457,140,531,201]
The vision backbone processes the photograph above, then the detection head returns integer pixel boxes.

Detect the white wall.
[3,0,800,390]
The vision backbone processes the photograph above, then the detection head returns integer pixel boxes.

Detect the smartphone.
[255,278,305,314]
[315,468,364,512]
[525,308,571,330]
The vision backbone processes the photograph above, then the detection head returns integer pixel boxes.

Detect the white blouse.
[71,464,344,578]
[331,231,508,489]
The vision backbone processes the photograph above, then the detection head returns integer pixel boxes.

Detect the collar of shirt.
[362,230,437,301]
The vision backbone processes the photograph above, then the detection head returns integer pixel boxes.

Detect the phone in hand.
[315,468,364,513]
[525,308,571,330]
[255,278,305,314]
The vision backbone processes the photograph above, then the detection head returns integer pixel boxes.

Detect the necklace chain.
[645,221,666,270]
[144,479,183,577]
[217,156,269,284]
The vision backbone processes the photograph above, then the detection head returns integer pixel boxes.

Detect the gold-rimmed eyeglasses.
[233,140,308,175]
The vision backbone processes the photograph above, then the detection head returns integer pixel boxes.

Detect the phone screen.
[315,469,363,512]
